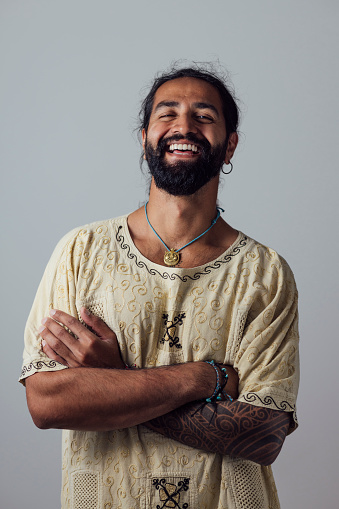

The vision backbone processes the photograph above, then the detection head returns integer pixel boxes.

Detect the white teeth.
[168,143,199,152]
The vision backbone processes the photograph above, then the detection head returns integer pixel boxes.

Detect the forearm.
[144,399,291,466]
[26,362,214,431]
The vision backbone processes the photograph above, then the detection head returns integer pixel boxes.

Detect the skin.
[25,77,291,466]
[142,77,237,166]
[32,307,290,466]
[145,400,291,466]
[28,308,239,431]
[129,77,239,269]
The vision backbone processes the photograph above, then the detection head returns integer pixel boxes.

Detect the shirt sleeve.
[233,251,300,433]
[19,227,81,385]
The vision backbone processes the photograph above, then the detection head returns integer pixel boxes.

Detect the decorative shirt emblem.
[153,477,190,509]
[161,313,186,349]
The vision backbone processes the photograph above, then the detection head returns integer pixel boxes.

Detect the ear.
[142,129,147,160]
[224,132,238,164]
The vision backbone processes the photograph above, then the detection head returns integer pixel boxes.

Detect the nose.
[172,113,197,135]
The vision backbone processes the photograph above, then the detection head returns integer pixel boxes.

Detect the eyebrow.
[153,101,179,112]
[153,100,220,117]
[193,102,220,117]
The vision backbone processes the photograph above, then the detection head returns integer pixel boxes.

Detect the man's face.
[142,77,234,196]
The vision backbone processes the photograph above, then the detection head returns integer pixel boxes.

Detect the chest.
[76,261,250,369]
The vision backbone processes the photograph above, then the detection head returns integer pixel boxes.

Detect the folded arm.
[27,308,290,465]
[144,399,291,466]
[26,362,215,431]
[27,308,236,431]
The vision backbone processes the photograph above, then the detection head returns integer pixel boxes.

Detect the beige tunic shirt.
[20,215,299,509]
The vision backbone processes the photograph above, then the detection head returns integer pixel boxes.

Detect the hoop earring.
[222,161,233,175]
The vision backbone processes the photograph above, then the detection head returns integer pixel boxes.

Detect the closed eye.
[158,113,214,123]
[195,114,214,123]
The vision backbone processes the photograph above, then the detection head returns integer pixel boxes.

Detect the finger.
[39,323,81,368]
[49,309,96,344]
[42,317,79,350]
[41,338,68,366]
[80,307,115,338]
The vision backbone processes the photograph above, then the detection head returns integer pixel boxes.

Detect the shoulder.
[46,215,129,268]
[54,215,128,250]
[240,234,297,293]
[243,234,295,274]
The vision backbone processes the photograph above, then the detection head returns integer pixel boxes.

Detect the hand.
[218,363,239,401]
[39,307,125,369]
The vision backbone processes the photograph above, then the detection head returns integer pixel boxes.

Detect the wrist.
[186,361,218,401]
[186,361,239,403]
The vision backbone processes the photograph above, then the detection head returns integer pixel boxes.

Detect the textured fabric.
[20,215,299,509]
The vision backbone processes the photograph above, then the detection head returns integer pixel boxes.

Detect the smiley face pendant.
[164,248,180,267]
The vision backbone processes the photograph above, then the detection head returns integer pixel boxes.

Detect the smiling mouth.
[167,143,200,155]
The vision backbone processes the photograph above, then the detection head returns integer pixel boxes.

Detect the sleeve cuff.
[19,357,68,385]
[238,389,298,433]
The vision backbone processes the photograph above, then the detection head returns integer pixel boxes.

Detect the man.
[20,65,299,509]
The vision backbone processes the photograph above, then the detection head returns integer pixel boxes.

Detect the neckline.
[115,215,248,277]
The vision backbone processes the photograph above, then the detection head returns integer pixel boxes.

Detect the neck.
[127,175,239,268]
[146,177,220,247]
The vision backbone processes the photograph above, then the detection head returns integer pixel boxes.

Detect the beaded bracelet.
[204,360,233,403]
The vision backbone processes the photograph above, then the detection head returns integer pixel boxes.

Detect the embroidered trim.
[21,360,63,378]
[242,392,298,425]
[242,392,295,412]
[116,225,248,281]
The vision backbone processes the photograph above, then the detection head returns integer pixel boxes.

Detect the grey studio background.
[1,1,338,508]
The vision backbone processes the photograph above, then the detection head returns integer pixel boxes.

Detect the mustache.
[156,133,211,154]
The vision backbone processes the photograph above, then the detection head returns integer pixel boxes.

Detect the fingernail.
[42,340,46,347]
[82,307,91,316]
[41,317,47,325]
[50,309,56,316]
[38,325,45,333]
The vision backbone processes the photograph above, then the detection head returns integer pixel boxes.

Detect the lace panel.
[77,301,106,327]
[71,471,101,509]
[232,460,265,509]
[230,309,248,362]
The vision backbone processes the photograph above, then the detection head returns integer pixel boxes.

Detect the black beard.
[145,134,227,196]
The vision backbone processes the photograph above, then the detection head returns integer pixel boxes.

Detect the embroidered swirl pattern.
[116,225,248,282]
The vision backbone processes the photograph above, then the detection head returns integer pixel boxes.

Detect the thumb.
[80,306,114,338]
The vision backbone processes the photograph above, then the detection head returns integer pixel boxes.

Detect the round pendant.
[164,249,180,266]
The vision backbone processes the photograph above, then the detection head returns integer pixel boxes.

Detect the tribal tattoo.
[144,400,291,466]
